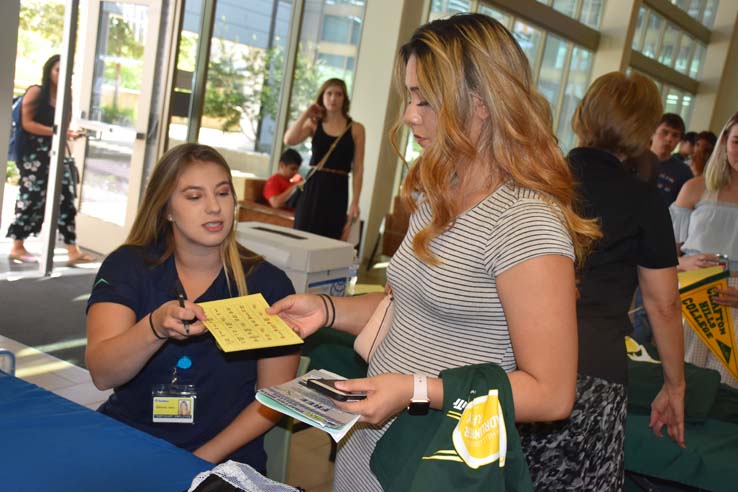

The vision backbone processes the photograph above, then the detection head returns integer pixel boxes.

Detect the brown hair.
[573,72,663,159]
[125,143,261,296]
[705,112,738,191]
[391,13,600,266]
[315,78,350,116]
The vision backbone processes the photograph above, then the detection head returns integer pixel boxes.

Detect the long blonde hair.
[704,112,738,192]
[125,143,261,296]
[391,13,600,266]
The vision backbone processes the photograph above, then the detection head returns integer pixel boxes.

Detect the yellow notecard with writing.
[199,294,303,352]
[678,268,738,381]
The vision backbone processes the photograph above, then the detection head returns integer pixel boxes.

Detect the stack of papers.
[256,369,361,442]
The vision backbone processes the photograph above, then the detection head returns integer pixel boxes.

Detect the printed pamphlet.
[256,369,361,442]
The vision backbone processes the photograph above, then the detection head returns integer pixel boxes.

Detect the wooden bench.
[237,178,295,228]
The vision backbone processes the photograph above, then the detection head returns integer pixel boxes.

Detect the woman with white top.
[671,111,738,388]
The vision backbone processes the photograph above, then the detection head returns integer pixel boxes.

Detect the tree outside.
[8,0,66,184]
[15,0,65,95]
[200,35,322,154]
[101,14,144,125]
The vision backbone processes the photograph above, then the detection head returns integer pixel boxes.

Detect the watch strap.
[412,374,428,403]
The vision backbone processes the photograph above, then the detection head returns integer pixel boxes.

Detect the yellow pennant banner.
[679,268,738,380]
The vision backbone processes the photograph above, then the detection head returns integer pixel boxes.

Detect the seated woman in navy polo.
[86,143,299,470]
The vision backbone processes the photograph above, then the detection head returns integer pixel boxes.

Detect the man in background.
[675,131,697,162]
[652,113,693,206]
[263,148,303,209]
[689,130,717,176]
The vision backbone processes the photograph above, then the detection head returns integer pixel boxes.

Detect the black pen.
[175,279,190,335]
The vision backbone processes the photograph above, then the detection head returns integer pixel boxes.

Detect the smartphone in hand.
[305,378,367,401]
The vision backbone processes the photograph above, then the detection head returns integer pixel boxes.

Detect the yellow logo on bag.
[452,390,507,469]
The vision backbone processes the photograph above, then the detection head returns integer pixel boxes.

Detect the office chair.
[263,355,311,483]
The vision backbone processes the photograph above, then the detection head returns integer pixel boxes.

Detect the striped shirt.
[334,184,575,492]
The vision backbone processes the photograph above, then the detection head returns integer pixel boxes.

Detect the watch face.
[407,400,430,416]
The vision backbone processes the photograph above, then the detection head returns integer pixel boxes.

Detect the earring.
[167,215,174,223]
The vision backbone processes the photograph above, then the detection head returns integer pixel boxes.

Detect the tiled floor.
[1,183,103,279]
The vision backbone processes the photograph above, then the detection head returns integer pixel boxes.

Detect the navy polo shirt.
[87,244,296,469]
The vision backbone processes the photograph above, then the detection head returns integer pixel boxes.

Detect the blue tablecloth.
[0,373,212,492]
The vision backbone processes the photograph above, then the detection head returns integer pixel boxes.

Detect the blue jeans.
[631,287,652,344]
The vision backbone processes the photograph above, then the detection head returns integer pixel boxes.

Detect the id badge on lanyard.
[152,355,197,424]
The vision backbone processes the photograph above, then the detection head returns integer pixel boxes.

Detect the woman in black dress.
[6,54,90,265]
[283,78,365,239]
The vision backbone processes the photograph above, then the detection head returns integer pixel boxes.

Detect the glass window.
[680,93,694,124]
[287,0,366,157]
[633,5,714,82]
[537,34,569,110]
[671,0,719,27]
[479,5,512,28]
[642,11,664,59]
[556,46,593,152]
[654,81,695,128]
[702,0,718,28]
[322,15,350,43]
[512,20,543,70]
[298,0,365,89]
[81,1,148,226]
[632,7,647,51]
[664,86,681,115]
[579,0,604,29]
[90,6,146,126]
[658,23,680,67]
[317,53,347,69]
[689,42,705,79]
[167,0,204,150]
[552,0,577,17]
[350,18,362,45]
[538,0,605,28]
[674,34,694,74]
[430,0,470,21]
[687,0,705,21]
[195,0,294,174]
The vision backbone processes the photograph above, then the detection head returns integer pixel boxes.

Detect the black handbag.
[65,157,79,187]
[63,143,81,198]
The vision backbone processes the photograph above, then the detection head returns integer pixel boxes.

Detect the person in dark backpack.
[8,95,24,162]
[5,54,90,264]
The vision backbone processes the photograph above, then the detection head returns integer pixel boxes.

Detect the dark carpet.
[0,273,94,368]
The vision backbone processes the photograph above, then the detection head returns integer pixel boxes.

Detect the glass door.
[72,0,161,254]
